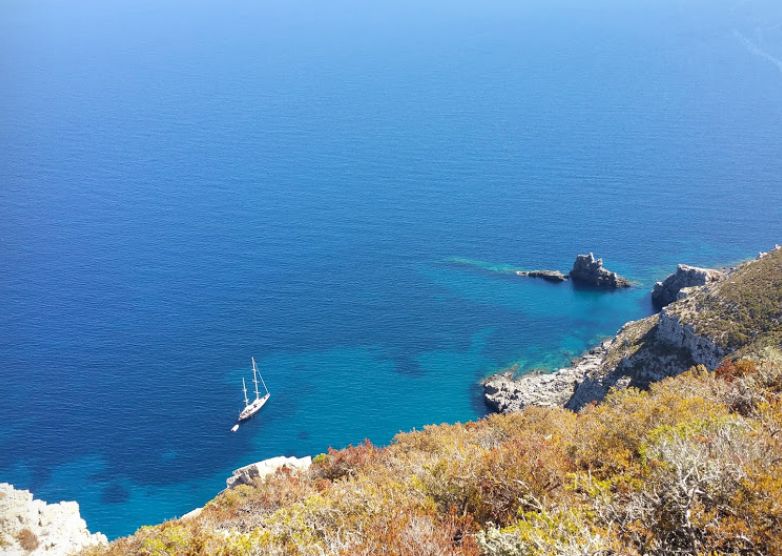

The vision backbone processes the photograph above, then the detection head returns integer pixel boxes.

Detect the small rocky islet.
[514,269,567,283]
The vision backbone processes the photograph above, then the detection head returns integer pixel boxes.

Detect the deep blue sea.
[2,0,782,539]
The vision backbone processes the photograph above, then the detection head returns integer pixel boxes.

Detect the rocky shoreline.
[483,341,610,412]
[483,252,769,414]
[0,456,315,553]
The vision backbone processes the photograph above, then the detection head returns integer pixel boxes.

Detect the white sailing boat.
[230,357,270,432]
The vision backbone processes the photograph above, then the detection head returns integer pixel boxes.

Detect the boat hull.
[238,393,270,422]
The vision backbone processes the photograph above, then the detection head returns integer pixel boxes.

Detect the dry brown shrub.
[16,528,39,551]
[200,471,318,532]
[313,439,379,481]
[343,510,480,556]
[715,358,758,383]
[472,432,573,525]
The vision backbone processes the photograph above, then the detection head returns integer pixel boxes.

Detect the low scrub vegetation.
[85,349,782,556]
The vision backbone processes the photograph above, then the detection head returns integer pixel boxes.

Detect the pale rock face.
[676,286,699,301]
[656,308,726,369]
[652,264,724,309]
[0,483,107,556]
[226,455,312,490]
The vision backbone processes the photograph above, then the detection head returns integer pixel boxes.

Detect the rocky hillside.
[77,246,782,556]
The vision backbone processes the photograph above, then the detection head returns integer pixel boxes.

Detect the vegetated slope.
[84,250,782,556]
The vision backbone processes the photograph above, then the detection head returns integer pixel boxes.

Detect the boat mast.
[251,357,261,400]
[242,377,249,407]
[258,366,270,396]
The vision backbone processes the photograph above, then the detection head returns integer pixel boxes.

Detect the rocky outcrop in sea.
[652,264,724,308]
[569,253,630,288]
[515,269,568,283]
[0,483,107,556]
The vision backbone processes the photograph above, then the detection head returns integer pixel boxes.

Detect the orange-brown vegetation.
[17,528,39,551]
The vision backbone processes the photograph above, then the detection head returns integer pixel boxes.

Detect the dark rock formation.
[652,264,724,309]
[515,270,568,283]
[569,253,630,288]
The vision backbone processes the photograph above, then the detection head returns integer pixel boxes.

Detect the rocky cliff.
[0,483,106,556]
[651,264,724,308]
[655,308,726,368]
[485,246,782,413]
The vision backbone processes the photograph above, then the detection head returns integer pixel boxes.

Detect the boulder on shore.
[652,264,724,309]
[0,483,107,556]
[569,253,630,288]
[226,455,312,489]
[515,270,568,283]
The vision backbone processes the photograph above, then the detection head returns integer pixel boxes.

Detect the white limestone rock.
[0,483,107,556]
[226,455,312,490]
[656,307,726,369]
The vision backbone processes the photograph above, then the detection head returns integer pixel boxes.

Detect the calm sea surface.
[2,0,782,538]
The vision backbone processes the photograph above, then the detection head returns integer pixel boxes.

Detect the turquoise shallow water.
[2,0,782,539]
